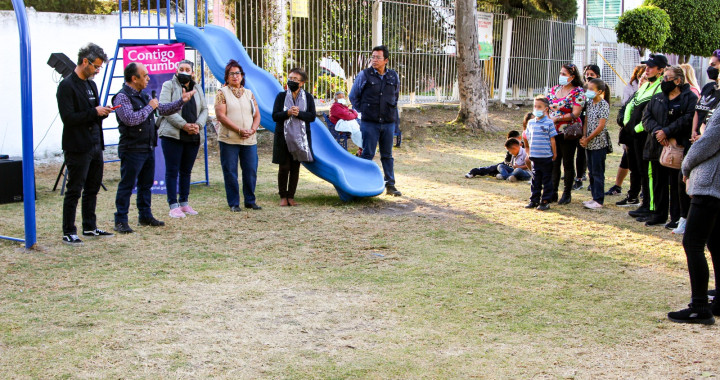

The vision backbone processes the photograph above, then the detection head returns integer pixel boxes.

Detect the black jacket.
[356,67,399,123]
[641,84,697,161]
[56,71,107,153]
[112,84,157,153]
[271,90,316,164]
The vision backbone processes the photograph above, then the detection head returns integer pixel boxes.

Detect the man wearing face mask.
[623,54,667,220]
[157,59,208,219]
[56,43,114,246]
[329,91,363,154]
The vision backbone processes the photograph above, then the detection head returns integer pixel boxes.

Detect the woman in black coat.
[271,67,316,207]
[641,66,697,227]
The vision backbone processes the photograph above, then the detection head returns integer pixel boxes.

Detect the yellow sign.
[291,0,309,18]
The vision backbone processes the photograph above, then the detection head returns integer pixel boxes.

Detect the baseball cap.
[641,54,668,69]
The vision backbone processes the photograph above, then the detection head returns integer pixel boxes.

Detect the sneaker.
[62,234,83,246]
[572,180,583,190]
[525,201,539,209]
[672,217,686,235]
[82,229,114,238]
[465,173,474,178]
[709,289,716,302]
[138,217,165,227]
[169,208,186,218]
[581,174,587,181]
[230,206,242,212]
[668,304,715,325]
[496,174,504,180]
[616,197,640,207]
[558,193,571,205]
[628,206,651,217]
[645,217,667,227]
[605,185,622,196]
[664,220,679,230]
[536,202,550,211]
[114,222,134,234]
[583,200,603,210]
[386,185,402,196]
[180,205,198,215]
[636,215,653,223]
[507,175,518,183]
[245,203,262,210]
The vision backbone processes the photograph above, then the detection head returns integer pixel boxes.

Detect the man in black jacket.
[56,43,114,246]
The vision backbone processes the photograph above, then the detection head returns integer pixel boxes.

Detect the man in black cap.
[621,54,667,223]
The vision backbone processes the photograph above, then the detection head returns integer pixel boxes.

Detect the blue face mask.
[585,90,596,100]
[559,75,569,86]
[533,110,545,118]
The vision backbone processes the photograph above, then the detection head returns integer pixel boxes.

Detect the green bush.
[615,6,671,56]
[313,74,346,101]
[644,0,720,60]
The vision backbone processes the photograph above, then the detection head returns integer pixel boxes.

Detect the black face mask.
[648,74,659,82]
[287,80,300,92]
[177,72,192,85]
[708,66,719,81]
[661,80,677,95]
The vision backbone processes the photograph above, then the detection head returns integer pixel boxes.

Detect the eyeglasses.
[89,61,103,71]
[370,55,385,61]
[228,71,242,76]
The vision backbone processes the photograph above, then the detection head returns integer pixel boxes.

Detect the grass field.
[1,105,718,379]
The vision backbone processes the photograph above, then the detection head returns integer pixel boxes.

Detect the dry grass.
[1,106,719,379]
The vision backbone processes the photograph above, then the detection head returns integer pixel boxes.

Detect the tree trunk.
[453,0,494,132]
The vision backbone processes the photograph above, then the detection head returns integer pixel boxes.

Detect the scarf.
[283,89,313,162]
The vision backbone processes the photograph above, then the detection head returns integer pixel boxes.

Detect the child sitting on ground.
[464,126,527,178]
[496,138,530,182]
[524,95,557,211]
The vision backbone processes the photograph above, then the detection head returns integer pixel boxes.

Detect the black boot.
[558,192,571,205]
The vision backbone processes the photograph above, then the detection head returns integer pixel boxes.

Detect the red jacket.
[329,102,358,125]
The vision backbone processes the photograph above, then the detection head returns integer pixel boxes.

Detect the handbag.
[659,138,684,169]
[562,119,583,140]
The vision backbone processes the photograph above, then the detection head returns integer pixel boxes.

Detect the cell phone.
[110,105,122,110]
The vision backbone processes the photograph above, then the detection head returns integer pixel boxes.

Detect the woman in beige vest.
[215,60,262,211]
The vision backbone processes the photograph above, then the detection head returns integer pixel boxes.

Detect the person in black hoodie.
[640,66,697,227]
[56,43,113,246]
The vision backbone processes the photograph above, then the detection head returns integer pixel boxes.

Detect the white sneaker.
[496,174,504,180]
[672,217,687,235]
[507,175,517,182]
[465,173,474,178]
[583,200,603,210]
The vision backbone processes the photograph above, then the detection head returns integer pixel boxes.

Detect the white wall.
[1,8,123,158]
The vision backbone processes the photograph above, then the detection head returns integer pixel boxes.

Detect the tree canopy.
[644,0,720,60]
[615,5,671,56]
[481,0,578,22]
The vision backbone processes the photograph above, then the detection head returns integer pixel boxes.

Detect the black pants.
[530,157,554,203]
[649,160,669,221]
[678,171,691,219]
[62,145,104,234]
[278,157,301,199]
[668,167,681,223]
[552,133,577,196]
[632,133,650,208]
[683,195,720,305]
[469,163,509,177]
[576,142,586,180]
[624,144,641,199]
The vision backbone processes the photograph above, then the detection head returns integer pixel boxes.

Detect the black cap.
[641,54,668,69]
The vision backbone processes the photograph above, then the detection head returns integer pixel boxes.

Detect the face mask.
[585,90,596,100]
[338,98,348,105]
[661,80,677,95]
[708,66,719,81]
[533,110,545,118]
[559,75,569,86]
[176,72,192,84]
[287,80,300,92]
[648,74,659,82]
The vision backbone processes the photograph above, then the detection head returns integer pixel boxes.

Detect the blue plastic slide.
[174,23,385,201]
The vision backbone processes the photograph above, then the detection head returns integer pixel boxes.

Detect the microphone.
[151,90,158,117]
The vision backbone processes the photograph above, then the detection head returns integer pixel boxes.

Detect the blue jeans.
[586,148,606,204]
[498,165,531,180]
[219,142,258,207]
[161,137,200,207]
[360,120,396,186]
[115,150,155,224]
[530,157,554,203]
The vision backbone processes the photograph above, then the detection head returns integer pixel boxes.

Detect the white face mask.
[338,98,348,105]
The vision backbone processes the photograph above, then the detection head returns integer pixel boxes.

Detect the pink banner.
[123,43,185,74]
